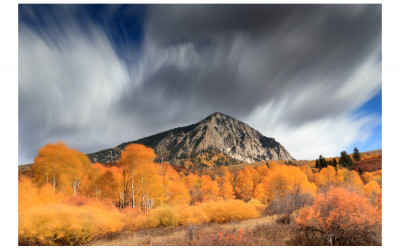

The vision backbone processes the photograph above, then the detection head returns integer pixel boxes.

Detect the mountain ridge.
[87,112,295,166]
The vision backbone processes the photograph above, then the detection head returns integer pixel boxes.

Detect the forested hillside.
[18,142,382,246]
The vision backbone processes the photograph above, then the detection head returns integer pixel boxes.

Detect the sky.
[18,4,382,164]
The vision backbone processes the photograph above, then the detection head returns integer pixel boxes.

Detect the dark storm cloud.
[19,4,381,163]
[121,4,381,126]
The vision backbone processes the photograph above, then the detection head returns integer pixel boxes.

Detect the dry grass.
[90,214,298,246]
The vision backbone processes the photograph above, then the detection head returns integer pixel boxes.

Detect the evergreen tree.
[353,147,361,161]
[332,158,338,168]
[340,151,354,170]
[319,155,328,169]
[315,159,320,169]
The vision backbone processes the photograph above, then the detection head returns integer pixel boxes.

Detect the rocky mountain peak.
[88,112,295,165]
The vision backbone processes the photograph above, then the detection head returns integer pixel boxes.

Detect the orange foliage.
[183,173,202,205]
[313,165,336,188]
[18,177,124,246]
[200,199,260,223]
[119,144,162,211]
[299,165,313,181]
[81,163,121,201]
[31,142,91,197]
[362,170,382,185]
[296,187,381,245]
[19,176,61,213]
[235,166,259,201]
[254,165,316,203]
[216,166,235,200]
[200,175,220,202]
[256,165,269,179]
[335,168,364,192]
[20,141,382,246]
[363,180,381,201]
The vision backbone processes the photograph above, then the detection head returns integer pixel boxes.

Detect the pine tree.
[319,155,327,169]
[353,147,361,161]
[340,151,354,170]
[315,159,320,169]
[332,158,338,168]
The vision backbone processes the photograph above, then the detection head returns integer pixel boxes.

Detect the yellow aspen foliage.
[299,165,314,181]
[313,165,336,188]
[362,171,382,185]
[200,175,220,202]
[335,168,364,191]
[217,166,235,200]
[363,180,381,200]
[235,166,258,201]
[256,165,269,179]
[254,165,316,203]
[166,180,191,206]
[31,142,91,197]
[183,173,202,204]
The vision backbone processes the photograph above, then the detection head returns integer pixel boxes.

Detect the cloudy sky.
[18,4,382,164]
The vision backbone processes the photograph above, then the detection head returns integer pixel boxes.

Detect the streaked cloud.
[19,4,382,163]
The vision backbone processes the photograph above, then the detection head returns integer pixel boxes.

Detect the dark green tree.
[315,159,320,169]
[353,147,361,161]
[319,155,328,169]
[339,151,354,170]
[332,158,338,168]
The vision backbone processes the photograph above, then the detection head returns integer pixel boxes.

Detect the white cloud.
[19,24,131,163]
[246,50,381,159]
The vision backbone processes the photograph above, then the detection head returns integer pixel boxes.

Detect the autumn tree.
[119,144,163,211]
[183,173,202,205]
[256,165,269,179]
[235,166,259,201]
[119,144,157,208]
[313,165,336,189]
[31,142,91,197]
[299,165,314,182]
[81,163,107,200]
[200,175,220,202]
[254,165,316,204]
[296,187,382,245]
[335,168,364,192]
[216,166,235,200]
[363,180,381,204]
[161,166,190,206]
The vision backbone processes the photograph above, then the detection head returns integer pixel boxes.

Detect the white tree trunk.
[73,179,77,197]
[53,175,56,193]
[77,180,80,196]
[131,177,135,208]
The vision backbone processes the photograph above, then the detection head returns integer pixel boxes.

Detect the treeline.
[19,142,382,246]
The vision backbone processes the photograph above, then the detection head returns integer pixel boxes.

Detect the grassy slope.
[90,214,298,246]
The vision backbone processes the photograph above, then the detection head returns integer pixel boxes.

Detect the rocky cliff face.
[88,112,295,165]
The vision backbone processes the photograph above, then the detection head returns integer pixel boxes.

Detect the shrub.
[248,199,266,211]
[18,201,124,246]
[263,192,314,216]
[200,199,260,223]
[296,187,381,246]
[144,205,208,227]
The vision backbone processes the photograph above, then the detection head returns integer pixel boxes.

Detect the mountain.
[88,112,295,166]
